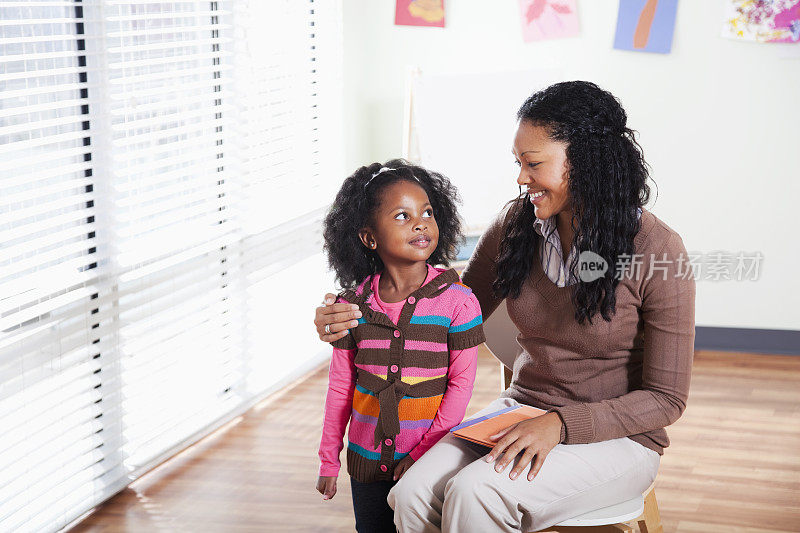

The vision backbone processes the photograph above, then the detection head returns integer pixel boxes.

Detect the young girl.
[316,160,485,532]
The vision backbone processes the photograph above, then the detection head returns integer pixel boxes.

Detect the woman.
[314,81,696,532]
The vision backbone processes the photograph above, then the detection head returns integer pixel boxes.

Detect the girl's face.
[511,120,572,220]
[360,180,439,266]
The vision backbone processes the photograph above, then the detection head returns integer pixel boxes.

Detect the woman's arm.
[461,207,511,321]
[550,232,697,444]
[318,347,357,476]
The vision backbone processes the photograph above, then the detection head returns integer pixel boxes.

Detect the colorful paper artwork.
[518,0,579,42]
[613,0,679,54]
[722,0,800,43]
[395,0,445,28]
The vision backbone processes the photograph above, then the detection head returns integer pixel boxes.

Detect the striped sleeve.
[329,295,357,350]
[447,290,485,351]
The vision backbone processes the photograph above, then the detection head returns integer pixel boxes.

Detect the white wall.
[341,0,800,331]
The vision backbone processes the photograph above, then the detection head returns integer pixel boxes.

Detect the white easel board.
[411,68,563,231]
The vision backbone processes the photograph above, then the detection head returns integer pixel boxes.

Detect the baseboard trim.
[695,326,800,356]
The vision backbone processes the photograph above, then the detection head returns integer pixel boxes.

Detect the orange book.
[450,405,547,447]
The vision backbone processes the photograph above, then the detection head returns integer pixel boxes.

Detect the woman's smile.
[528,188,548,205]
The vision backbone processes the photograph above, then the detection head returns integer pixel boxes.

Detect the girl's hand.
[393,455,415,481]
[483,412,563,481]
[315,293,362,343]
[316,475,338,500]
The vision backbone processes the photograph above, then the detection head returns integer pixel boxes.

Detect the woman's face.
[511,120,571,220]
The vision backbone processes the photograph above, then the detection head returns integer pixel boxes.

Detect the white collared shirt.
[533,207,642,287]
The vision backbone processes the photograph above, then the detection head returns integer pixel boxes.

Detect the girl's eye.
[514,160,521,167]
[422,209,433,218]
[394,212,408,220]
[528,162,541,169]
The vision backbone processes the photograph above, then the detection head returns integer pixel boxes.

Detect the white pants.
[387,398,660,533]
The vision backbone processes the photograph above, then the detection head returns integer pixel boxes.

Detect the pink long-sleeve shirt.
[318,268,479,477]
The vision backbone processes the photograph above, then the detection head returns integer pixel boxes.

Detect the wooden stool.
[483,304,664,533]
[536,479,663,532]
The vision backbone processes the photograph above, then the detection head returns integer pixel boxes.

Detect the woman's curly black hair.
[323,159,464,289]
[493,81,656,325]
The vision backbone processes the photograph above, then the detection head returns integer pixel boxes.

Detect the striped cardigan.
[331,267,485,482]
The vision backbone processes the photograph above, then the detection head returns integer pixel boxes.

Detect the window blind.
[0,3,114,531]
[231,0,343,395]
[89,0,245,479]
[0,1,343,531]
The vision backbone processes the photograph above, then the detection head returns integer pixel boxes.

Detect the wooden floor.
[70,348,800,533]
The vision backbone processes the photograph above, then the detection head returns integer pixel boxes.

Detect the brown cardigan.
[463,206,696,455]
[332,268,485,481]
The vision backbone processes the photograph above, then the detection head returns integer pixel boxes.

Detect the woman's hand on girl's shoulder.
[483,412,563,482]
[315,292,362,342]
[316,475,338,500]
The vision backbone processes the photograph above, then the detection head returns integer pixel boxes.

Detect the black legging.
[350,476,398,533]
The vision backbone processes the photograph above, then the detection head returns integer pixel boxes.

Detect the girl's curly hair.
[323,159,464,289]
[493,81,656,325]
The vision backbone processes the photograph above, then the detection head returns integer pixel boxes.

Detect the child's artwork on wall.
[518,0,579,42]
[722,0,800,43]
[395,0,445,28]
[613,0,679,54]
